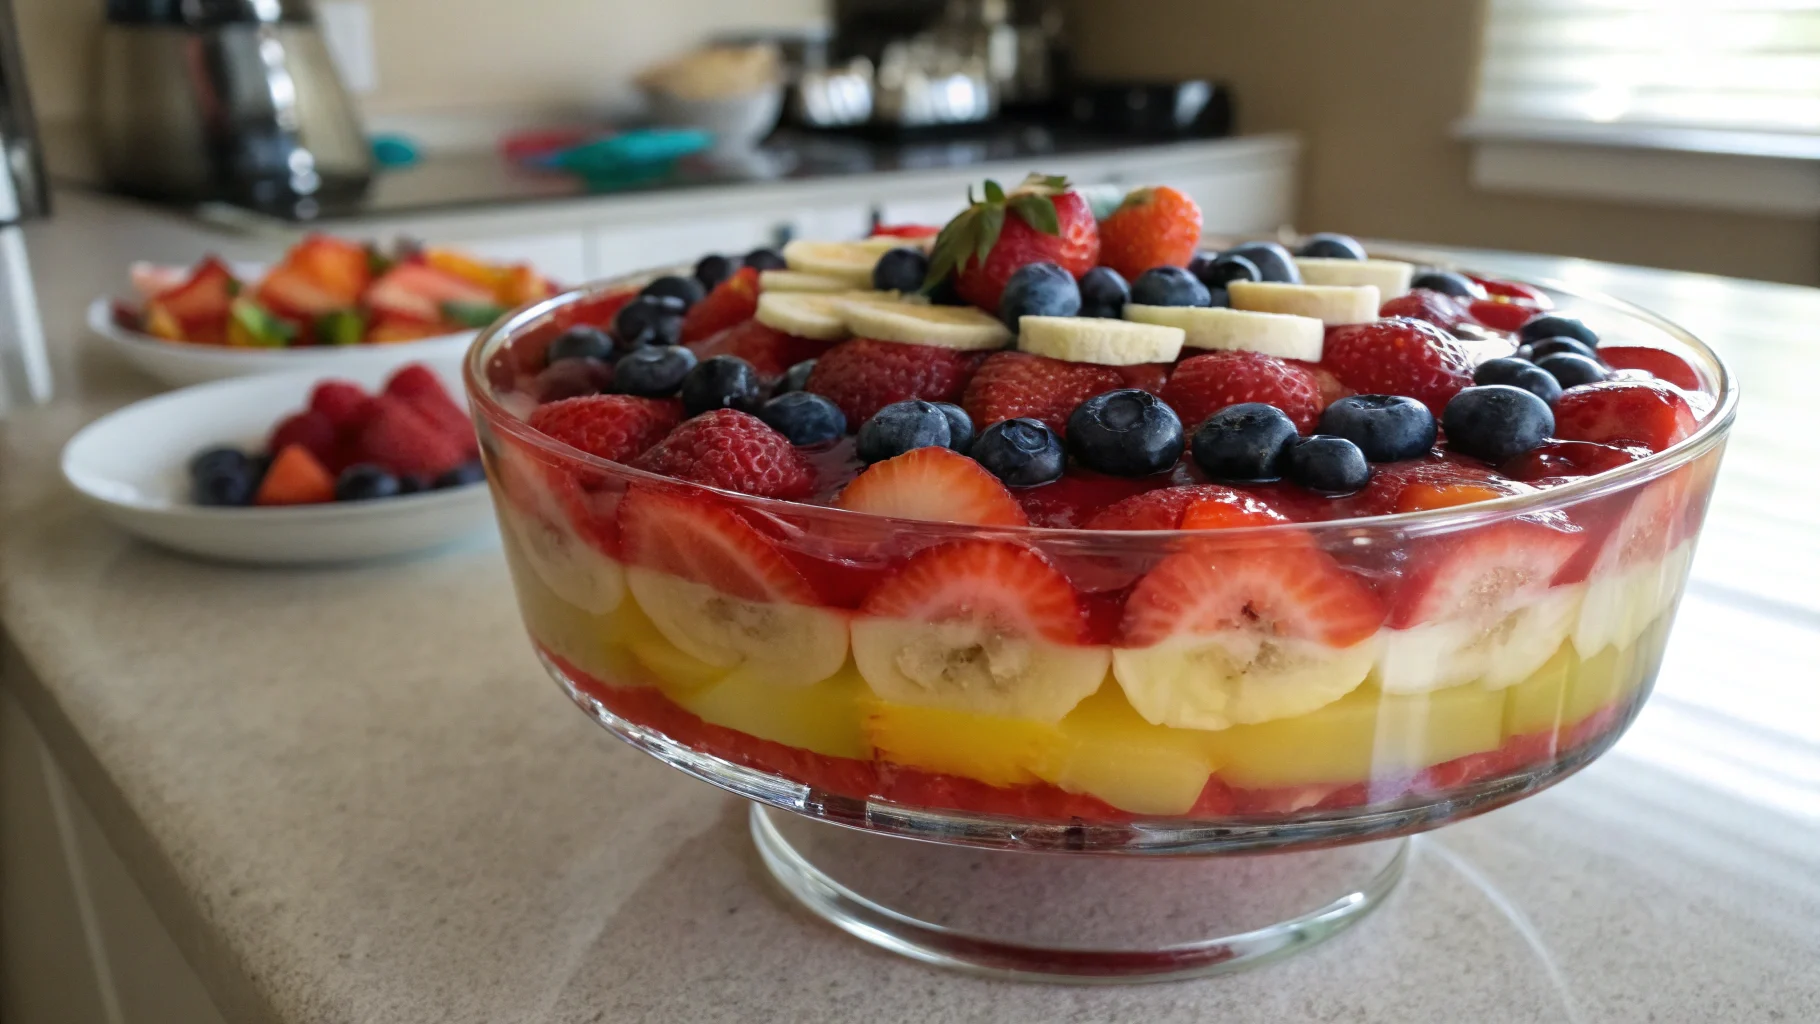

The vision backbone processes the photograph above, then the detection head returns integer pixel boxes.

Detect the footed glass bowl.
[465,272,1734,982]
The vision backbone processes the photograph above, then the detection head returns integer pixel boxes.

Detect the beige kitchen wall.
[14,0,823,124]
[1072,0,1819,285]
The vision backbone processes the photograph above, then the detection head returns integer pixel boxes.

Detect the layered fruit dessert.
[467,176,1727,828]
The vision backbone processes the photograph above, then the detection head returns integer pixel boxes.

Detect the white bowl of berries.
[61,356,494,565]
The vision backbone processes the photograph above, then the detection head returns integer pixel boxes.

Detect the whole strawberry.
[807,337,987,426]
[528,394,682,464]
[961,350,1124,435]
[1320,317,1474,417]
[1160,350,1323,433]
[634,409,814,498]
[928,174,1099,311]
[1097,186,1202,281]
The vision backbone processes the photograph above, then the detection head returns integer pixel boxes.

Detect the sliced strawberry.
[618,485,817,604]
[1388,520,1583,628]
[155,256,238,326]
[689,319,833,379]
[130,262,187,300]
[871,224,941,239]
[1121,541,1385,648]
[1553,379,1697,453]
[834,446,1028,526]
[680,266,760,344]
[353,396,471,478]
[861,540,1088,645]
[1596,345,1702,392]
[367,316,446,343]
[1088,484,1284,531]
[1469,277,1552,309]
[1378,289,1476,335]
[1501,440,1649,484]
[1017,470,1164,528]
[491,429,618,555]
[961,350,1124,434]
[1468,298,1538,333]
[1345,456,1524,518]
[366,263,494,323]
[1180,490,1292,529]
[1579,472,1691,575]
[256,263,348,319]
[551,287,638,332]
[290,234,371,304]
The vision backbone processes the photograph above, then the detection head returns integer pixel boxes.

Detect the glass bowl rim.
[464,267,1738,543]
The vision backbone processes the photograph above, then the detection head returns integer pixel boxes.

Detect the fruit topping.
[852,540,1106,721]
[856,399,955,463]
[1282,436,1370,495]
[998,261,1082,325]
[1466,297,1536,333]
[1292,258,1414,299]
[335,464,402,502]
[1129,265,1211,307]
[928,175,1099,311]
[1128,304,1325,362]
[1097,185,1203,281]
[679,354,763,416]
[1521,336,1598,362]
[1066,389,1185,478]
[1552,379,1696,453]
[1016,471,1164,528]
[642,274,704,308]
[1228,281,1380,326]
[872,247,931,293]
[934,402,975,453]
[254,445,337,505]
[973,417,1066,487]
[1016,315,1184,366]
[527,394,681,464]
[269,409,339,468]
[758,391,847,447]
[694,253,738,291]
[612,294,686,349]
[546,325,617,366]
[783,238,902,285]
[1443,385,1554,464]
[840,299,1011,351]
[1161,349,1323,434]
[612,344,697,397]
[690,318,834,379]
[1316,394,1436,463]
[1088,483,1284,531]
[1535,351,1609,389]
[1113,538,1385,729]
[1223,241,1301,283]
[633,409,814,498]
[356,395,472,479]
[1596,345,1701,391]
[754,291,852,341]
[1078,266,1131,318]
[533,358,615,403]
[1472,356,1562,405]
[1320,316,1474,417]
[680,266,760,343]
[1518,314,1598,348]
[1501,439,1649,483]
[758,270,856,293]
[1296,232,1367,260]
[835,446,1028,525]
[1378,288,1477,335]
[1188,252,1262,301]
[808,338,987,425]
[962,350,1123,434]
[1410,270,1483,299]
[744,247,787,271]
[777,358,817,394]
[190,447,260,506]
[1189,402,1300,484]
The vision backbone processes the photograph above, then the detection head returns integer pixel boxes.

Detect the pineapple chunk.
[864,701,1066,788]
[1036,684,1220,816]
[675,662,872,760]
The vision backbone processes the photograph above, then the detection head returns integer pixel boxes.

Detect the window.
[1458,1,1820,212]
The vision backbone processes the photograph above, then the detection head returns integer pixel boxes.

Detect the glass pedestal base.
[751,804,1409,984]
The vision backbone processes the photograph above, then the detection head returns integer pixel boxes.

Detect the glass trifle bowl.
[465,262,1734,983]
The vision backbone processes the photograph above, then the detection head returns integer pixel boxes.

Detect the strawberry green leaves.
[925,173,1072,291]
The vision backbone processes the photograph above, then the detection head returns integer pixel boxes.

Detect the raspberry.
[528,394,682,464]
[807,338,987,426]
[1096,186,1203,280]
[268,409,338,468]
[1378,289,1475,334]
[354,396,472,478]
[690,319,834,379]
[1286,359,1354,406]
[1160,350,1322,433]
[307,380,373,432]
[634,409,814,498]
[384,364,474,451]
[962,351,1125,435]
[1319,317,1474,417]
[680,267,760,344]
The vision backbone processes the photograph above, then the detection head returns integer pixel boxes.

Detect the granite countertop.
[1,193,1817,1023]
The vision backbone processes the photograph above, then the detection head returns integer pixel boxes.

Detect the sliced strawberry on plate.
[384,363,476,451]
[808,337,988,426]
[834,446,1028,526]
[130,262,187,300]
[1595,345,1702,392]
[1321,316,1474,417]
[689,318,833,379]
[633,409,814,498]
[680,266,760,344]
[367,316,445,344]
[962,350,1124,434]
[527,393,680,464]
[254,444,335,505]
[154,256,238,327]
[290,234,371,304]
[618,485,817,604]
[366,263,494,324]
[930,174,1100,311]
[1160,349,1323,433]
[1553,379,1697,453]
[256,262,348,319]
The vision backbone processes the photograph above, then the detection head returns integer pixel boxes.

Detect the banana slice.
[1112,635,1378,732]
[492,459,623,615]
[1017,316,1184,365]
[760,270,860,293]
[1124,304,1325,360]
[1293,258,1414,299]
[755,292,851,341]
[782,239,900,285]
[851,618,1110,722]
[625,567,850,688]
[840,299,1012,351]
[1378,585,1585,693]
[1573,541,1692,658]
[1228,281,1380,326]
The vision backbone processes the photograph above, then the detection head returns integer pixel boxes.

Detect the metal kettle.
[94,0,371,210]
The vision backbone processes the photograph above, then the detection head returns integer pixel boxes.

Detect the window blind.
[1473,0,1820,135]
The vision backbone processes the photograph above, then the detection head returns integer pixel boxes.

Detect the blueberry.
[335,463,401,501]
[973,417,1065,487]
[1284,436,1371,495]
[694,253,737,291]
[397,474,429,495]
[744,247,787,272]
[679,355,762,416]
[1065,390,1185,477]
[1443,385,1554,464]
[612,295,684,350]
[1316,394,1436,463]
[1130,265,1212,308]
[1189,403,1298,483]
[933,402,975,454]
[534,358,614,402]
[433,461,486,489]
[1189,252,1260,290]
[778,358,816,394]
[1411,270,1483,299]
[856,399,951,463]
[189,446,250,481]
[545,325,617,366]
[641,274,704,309]
[1077,267,1130,319]
[1535,352,1609,389]
[1297,233,1367,260]
[1473,357,1563,405]
[999,262,1082,326]
[927,276,966,306]
[872,247,930,293]
[1524,336,1599,362]
[191,461,258,506]
[612,345,697,397]
[758,391,847,447]
[1518,314,1598,348]
[1224,241,1301,283]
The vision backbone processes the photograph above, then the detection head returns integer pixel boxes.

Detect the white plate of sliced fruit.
[88,236,558,388]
